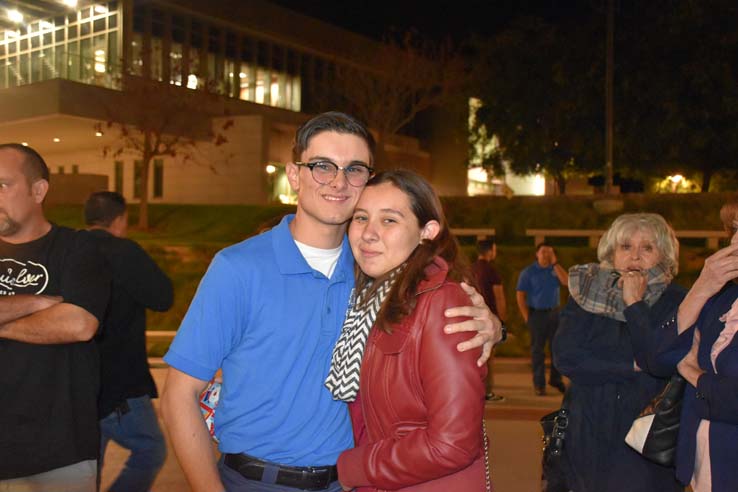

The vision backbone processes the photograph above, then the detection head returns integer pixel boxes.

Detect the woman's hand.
[677,328,705,387]
[677,242,738,333]
[621,270,648,306]
[693,242,738,300]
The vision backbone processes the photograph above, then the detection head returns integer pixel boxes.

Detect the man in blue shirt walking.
[516,242,569,396]
[161,112,502,492]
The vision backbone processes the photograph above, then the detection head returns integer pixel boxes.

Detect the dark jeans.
[99,395,167,492]
[528,308,562,389]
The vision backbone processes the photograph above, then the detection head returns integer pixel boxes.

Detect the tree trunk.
[556,174,567,195]
[138,134,152,229]
[374,131,389,170]
[701,168,713,193]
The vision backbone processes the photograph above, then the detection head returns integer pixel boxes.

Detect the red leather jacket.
[337,257,488,491]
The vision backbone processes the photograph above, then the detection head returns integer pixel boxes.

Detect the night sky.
[270,0,596,42]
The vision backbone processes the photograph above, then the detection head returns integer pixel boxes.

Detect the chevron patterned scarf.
[325,269,401,402]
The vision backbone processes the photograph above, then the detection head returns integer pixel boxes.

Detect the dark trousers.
[528,308,562,389]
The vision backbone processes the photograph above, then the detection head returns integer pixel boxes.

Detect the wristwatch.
[495,323,507,346]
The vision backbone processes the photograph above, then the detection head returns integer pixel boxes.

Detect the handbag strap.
[483,419,491,492]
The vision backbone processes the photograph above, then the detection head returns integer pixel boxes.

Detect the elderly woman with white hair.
[552,213,686,492]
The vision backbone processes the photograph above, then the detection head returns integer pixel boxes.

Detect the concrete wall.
[40,114,272,205]
[46,174,109,205]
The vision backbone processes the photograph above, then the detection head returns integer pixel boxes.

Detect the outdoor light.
[265,164,277,174]
[53,137,60,143]
[62,0,78,7]
[669,174,684,184]
[95,131,103,137]
[94,48,106,72]
[94,5,109,14]
[7,9,23,23]
[21,142,28,146]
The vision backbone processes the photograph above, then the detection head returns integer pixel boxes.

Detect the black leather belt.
[223,453,338,490]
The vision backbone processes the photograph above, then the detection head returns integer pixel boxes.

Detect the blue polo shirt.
[516,262,561,309]
[164,215,355,466]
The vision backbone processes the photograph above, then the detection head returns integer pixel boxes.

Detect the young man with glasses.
[162,112,501,492]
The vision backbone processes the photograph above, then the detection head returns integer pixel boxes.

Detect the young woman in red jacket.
[325,170,489,491]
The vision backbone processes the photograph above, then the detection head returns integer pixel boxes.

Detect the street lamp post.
[605,0,614,195]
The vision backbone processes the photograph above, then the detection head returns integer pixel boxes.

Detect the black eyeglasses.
[295,160,374,187]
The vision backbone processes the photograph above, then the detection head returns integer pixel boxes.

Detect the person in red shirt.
[472,238,507,401]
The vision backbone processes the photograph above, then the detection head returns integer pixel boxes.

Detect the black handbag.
[625,373,686,467]
[540,392,571,492]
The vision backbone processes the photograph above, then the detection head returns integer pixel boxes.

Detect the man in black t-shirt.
[0,144,110,491]
[84,191,173,492]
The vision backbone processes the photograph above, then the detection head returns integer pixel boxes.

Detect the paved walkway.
[101,358,562,492]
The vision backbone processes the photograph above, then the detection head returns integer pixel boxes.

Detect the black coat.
[552,283,686,492]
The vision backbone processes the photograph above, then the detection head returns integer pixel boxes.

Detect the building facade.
[0,0,466,205]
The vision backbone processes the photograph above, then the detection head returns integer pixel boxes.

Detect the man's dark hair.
[85,191,127,227]
[0,143,50,183]
[292,111,376,165]
[477,238,496,255]
[536,241,554,252]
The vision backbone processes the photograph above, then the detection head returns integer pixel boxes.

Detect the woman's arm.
[338,284,484,490]
[623,284,687,377]
[553,299,638,385]
[679,328,738,425]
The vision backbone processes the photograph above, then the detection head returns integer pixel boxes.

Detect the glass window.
[29,51,39,82]
[133,160,143,198]
[109,13,117,29]
[68,25,78,39]
[94,18,106,33]
[6,56,18,87]
[19,54,28,84]
[153,159,164,198]
[58,166,65,174]
[150,38,163,82]
[170,42,182,86]
[114,161,123,193]
[41,48,53,79]
[55,45,66,78]
[81,22,91,36]
[80,37,92,82]
[191,21,203,49]
[72,165,79,174]
[55,28,65,43]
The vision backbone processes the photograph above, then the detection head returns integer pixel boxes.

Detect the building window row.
[0,2,121,90]
[0,0,351,115]
[129,3,303,111]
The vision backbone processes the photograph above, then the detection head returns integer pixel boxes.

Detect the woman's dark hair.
[354,169,469,333]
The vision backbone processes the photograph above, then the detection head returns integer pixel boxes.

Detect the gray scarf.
[568,263,672,321]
